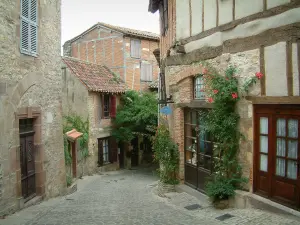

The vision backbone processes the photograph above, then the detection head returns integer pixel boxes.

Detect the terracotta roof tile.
[65,22,159,45]
[62,57,127,93]
[97,22,159,40]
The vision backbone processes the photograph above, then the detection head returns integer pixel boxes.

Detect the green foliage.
[205,176,236,202]
[198,64,262,201]
[152,125,179,185]
[112,90,158,143]
[66,175,72,187]
[63,115,89,165]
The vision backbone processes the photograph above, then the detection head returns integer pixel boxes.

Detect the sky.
[61,0,160,46]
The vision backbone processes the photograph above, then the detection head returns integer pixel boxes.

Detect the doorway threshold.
[233,190,300,219]
[175,184,210,206]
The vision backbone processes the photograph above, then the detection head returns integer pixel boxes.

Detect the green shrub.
[152,125,179,185]
[66,175,72,187]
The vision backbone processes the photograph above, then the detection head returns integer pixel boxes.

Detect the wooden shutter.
[141,63,153,82]
[159,2,164,35]
[110,95,117,118]
[101,94,104,119]
[131,40,141,58]
[109,137,118,163]
[98,139,103,166]
[163,0,168,32]
[21,0,38,56]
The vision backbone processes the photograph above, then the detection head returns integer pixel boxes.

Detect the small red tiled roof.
[62,57,126,93]
[66,129,83,142]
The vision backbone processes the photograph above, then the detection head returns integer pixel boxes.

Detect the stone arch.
[169,64,205,86]
[10,72,42,109]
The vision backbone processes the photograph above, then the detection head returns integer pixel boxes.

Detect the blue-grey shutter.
[20,0,38,56]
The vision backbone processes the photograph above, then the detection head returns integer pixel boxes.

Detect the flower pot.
[157,181,175,195]
[213,199,229,209]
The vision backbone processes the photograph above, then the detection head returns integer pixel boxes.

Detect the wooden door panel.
[273,180,296,202]
[184,164,197,188]
[254,105,300,208]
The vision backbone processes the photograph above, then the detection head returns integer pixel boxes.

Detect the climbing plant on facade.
[152,124,179,185]
[197,63,263,202]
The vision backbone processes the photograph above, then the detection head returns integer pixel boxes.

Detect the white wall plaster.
[265,42,288,96]
[218,0,233,25]
[176,0,190,40]
[267,0,290,9]
[204,0,217,31]
[191,0,203,36]
[292,43,299,96]
[235,0,264,20]
[184,7,300,53]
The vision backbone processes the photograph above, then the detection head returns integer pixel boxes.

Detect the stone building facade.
[0,0,66,216]
[63,22,160,91]
[62,57,126,176]
[149,0,300,209]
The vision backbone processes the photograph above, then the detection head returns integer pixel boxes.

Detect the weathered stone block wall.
[0,0,66,215]
[62,66,89,119]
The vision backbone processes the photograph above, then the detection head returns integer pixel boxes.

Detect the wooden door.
[254,105,300,208]
[20,135,36,201]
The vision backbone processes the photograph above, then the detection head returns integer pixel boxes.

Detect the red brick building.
[63,22,160,91]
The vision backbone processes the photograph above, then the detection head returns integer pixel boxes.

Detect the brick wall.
[64,26,159,91]
[160,0,176,60]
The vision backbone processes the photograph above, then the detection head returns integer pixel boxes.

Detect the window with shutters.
[20,0,38,56]
[130,39,141,58]
[159,0,168,36]
[101,94,117,119]
[141,62,153,82]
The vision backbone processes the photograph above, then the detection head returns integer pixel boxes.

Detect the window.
[141,62,153,82]
[98,137,118,167]
[101,95,117,119]
[194,76,205,100]
[103,95,110,118]
[130,39,141,58]
[20,0,38,56]
[103,139,109,162]
[159,0,168,35]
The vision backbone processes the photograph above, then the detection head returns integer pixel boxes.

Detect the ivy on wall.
[63,115,89,185]
[197,63,263,202]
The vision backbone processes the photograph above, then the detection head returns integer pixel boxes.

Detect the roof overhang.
[65,129,83,142]
[148,0,161,13]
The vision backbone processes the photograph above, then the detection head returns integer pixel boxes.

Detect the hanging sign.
[160,106,172,115]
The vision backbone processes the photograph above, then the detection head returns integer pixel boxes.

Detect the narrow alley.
[1,167,299,225]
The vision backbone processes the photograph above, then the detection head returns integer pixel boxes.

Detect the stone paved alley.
[1,167,300,225]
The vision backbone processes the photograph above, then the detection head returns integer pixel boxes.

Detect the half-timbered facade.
[63,22,160,92]
[149,0,300,209]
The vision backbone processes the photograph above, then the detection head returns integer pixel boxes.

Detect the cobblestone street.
[1,167,300,225]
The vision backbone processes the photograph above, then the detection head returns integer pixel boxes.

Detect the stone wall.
[0,0,66,216]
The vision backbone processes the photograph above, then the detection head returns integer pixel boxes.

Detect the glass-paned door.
[275,118,298,180]
[254,105,300,208]
[184,109,214,192]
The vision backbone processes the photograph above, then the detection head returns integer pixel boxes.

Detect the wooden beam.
[176,100,213,109]
[246,96,300,104]
[260,46,266,96]
[286,41,293,96]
